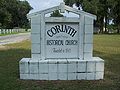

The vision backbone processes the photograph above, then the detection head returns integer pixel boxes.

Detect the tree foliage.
[64,0,120,33]
[50,10,64,17]
[111,0,120,33]
[0,0,32,29]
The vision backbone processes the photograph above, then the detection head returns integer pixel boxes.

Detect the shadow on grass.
[94,50,120,88]
[94,50,120,75]
[0,48,120,90]
[0,48,30,90]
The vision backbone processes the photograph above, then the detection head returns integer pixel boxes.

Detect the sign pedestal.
[20,58,104,80]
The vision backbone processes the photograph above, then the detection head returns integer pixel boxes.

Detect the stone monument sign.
[19,3,104,80]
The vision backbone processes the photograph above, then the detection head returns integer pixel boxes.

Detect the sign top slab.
[27,2,96,20]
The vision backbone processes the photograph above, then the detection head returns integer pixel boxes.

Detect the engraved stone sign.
[19,2,105,80]
[46,23,79,59]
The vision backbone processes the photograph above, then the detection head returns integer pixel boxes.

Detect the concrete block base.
[19,57,104,80]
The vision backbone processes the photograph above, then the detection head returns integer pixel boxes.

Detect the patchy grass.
[93,35,120,89]
[0,35,120,90]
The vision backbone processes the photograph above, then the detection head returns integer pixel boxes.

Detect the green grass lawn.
[0,35,120,90]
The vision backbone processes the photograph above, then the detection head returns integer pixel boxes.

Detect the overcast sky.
[26,0,63,13]
[25,0,78,17]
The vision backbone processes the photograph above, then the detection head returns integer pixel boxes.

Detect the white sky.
[25,0,79,17]
[26,0,63,13]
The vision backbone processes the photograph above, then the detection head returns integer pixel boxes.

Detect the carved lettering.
[47,25,77,37]
[47,40,64,45]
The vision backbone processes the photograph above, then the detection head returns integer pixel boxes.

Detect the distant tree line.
[0,0,32,29]
[64,0,120,33]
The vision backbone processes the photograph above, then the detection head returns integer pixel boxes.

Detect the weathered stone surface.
[19,58,104,80]
[19,3,104,80]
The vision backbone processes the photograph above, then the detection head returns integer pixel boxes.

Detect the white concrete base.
[19,57,104,80]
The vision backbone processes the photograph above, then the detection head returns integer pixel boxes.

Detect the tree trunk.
[117,26,120,33]
[117,29,120,33]
[104,16,108,33]
[99,17,104,33]
[117,25,120,33]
